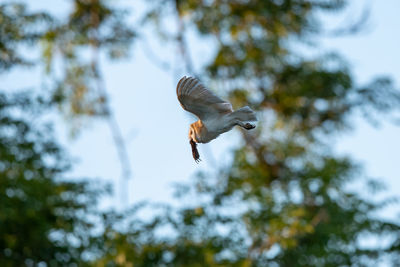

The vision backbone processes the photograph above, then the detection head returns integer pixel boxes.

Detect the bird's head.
[189,126,198,142]
[189,124,201,143]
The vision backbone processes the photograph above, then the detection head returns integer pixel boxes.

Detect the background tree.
[118,0,400,265]
[1,0,400,266]
[0,92,108,265]
[0,2,116,265]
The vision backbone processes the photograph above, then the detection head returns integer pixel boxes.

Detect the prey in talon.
[176,76,257,163]
[190,139,201,163]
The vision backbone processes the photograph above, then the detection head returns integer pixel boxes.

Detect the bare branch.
[90,6,132,206]
[139,35,171,72]
[322,2,371,37]
[175,0,196,76]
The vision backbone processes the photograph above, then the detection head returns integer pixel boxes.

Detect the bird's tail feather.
[232,106,257,122]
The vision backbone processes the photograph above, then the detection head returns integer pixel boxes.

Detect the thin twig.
[140,35,171,72]
[175,0,196,76]
[90,6,132,206]
[322,2,371,37]
[91,51,132,205]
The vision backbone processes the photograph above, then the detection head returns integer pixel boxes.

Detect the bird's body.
[189,114,229,143]
[176,76,257,162]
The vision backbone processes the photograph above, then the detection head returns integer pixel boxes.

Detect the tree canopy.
[1,0,400,266]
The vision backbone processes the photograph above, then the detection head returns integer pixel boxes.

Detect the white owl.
[176,76,257,162]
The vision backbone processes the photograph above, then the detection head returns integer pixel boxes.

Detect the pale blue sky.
[1,0,399,218]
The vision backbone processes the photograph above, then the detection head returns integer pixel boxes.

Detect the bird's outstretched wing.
[176,76,233,120]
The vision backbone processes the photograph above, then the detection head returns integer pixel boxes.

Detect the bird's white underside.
[176,76,257,145]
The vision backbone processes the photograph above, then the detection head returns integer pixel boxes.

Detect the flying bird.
[176,76,257,162]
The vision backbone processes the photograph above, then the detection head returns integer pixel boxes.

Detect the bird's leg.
[236,121,256,130]
[190,139,201,163]
[243,123,256,130]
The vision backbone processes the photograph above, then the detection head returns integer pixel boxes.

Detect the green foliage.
[41,0,135,122]
[137,0,400,266]
[1,0,400,266]
[0,93,104,266]
[0,0,135,128]
[0,3,51,71]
